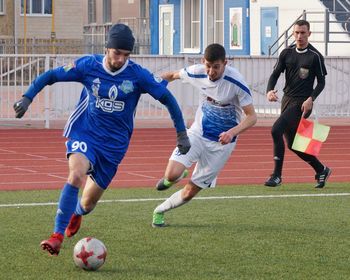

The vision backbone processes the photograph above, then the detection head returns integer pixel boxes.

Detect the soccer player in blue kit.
[13,24,191,255]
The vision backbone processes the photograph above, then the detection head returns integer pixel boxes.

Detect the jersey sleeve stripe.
[184,68,207,78]
[223,76,251,95]
[63,92,89,137]
[309,49,326,77]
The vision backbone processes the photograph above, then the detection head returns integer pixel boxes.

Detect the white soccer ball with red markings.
[73,237,107,271]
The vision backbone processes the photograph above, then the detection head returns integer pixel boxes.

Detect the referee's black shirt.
[267,44,327,101]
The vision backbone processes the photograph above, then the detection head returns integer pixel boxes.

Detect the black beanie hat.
[106,24,135,51]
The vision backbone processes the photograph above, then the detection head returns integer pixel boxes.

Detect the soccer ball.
[73,237,107,271]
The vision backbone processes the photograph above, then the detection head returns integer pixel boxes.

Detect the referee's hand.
[267,90,278,102]
[301,97,313,118]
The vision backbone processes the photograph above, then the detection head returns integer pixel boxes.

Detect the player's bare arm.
[161,71,181,82]
[219,104,257,145]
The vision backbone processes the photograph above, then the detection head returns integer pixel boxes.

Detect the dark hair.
[294,19,310,30]
[204,43,226,62]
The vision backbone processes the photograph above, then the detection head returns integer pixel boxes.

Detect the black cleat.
[264,174,282,187]
[315,167,332,188]
[156,178,173,191]
[156,170,189,191]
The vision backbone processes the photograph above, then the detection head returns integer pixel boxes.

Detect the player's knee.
[68,170,86,187]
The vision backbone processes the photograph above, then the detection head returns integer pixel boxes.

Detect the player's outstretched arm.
[13,69,58,118]
[161,71,181,83]
[158,91,191,154]
[13,61,83,118]
[176,131,191,154]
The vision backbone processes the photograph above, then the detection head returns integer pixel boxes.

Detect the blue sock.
[54,183,79,234]
[74,199,90,216]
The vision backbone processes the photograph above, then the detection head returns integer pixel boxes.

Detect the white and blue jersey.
[179,64,252,142]
[24,54,172,189]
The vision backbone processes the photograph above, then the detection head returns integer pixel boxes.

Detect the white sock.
[154,189,188,213]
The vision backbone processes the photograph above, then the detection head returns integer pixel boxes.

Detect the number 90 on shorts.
[71,141,88,152]
[65,139,89,155]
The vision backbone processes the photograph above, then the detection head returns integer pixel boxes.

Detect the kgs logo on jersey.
[95,84,125,113]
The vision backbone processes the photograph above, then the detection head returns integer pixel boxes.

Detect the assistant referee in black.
[264,19,331,188]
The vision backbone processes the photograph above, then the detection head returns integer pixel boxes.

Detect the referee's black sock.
[273,156,283,177]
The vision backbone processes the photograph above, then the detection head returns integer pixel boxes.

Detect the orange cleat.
[65,214,82,238]
[40,233,64,256]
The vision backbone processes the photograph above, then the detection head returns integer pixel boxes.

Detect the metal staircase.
[268,9,350,56]
[321,0,350,31]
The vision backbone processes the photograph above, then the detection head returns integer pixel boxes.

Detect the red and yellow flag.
[292,118,330,156]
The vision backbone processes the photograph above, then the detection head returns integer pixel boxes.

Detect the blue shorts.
[65,138,126,189]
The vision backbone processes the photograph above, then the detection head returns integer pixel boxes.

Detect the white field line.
[0,192,349,208]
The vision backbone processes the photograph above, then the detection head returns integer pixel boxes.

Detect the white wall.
[250,0,350,56]
[1,55,349,128]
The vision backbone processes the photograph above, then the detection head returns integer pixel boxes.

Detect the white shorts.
[170,131,236,189]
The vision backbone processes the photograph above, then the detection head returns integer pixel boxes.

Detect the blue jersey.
[64,55,169,152]
[28,55,167,152]
[23,54,185,188]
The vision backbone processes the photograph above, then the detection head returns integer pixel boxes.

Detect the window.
[103,0,111,23]
[182,0,200,52]
[88,0,96,24]
[21,0,52,15]
[0,0,5,14]
[140,0,147,18]
[205,0,224,45]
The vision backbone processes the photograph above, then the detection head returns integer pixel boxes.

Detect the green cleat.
[156,169,189,191]
[152,212,165,228]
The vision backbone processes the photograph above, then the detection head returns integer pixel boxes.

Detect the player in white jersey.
[13,23,191,255]
[152,44,257,227]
